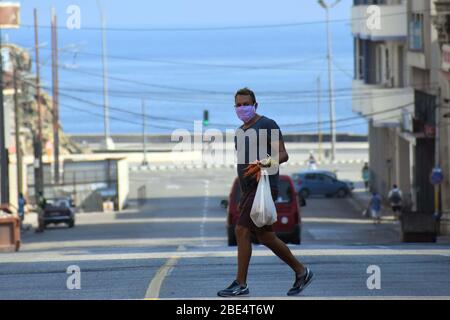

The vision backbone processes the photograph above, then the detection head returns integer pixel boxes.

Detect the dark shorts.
[392,205,402,212]
[237,187,279,232]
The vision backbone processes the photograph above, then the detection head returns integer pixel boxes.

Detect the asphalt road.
[1,164,450,300]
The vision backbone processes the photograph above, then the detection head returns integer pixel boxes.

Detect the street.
[3,0,450,305]
[1,164,450,300]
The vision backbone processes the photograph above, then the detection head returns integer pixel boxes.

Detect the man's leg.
[255,230,305,275]
[235,225,252,284]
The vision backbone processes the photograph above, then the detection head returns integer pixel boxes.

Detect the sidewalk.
[350,188,396,221]
[350,189,450,244]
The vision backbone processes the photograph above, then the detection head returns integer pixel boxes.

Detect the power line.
[20,73,437,130]
[19,44,328,71]
[37,60,439,100]
[17,7,436,32]
[51,84,419,129]
[53,84,429,103]
[49,82,435,107]
[58,102,181,131]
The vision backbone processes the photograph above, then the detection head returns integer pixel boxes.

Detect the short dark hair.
[235,87,256,104]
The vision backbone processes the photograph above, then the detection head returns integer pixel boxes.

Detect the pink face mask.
[235,105,256,123]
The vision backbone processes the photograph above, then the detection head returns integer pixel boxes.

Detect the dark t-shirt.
[234,116,284,194]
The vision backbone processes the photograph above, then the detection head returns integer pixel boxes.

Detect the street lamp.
[318,0,341,163]
[0,2,21,206]
[97,0,114,150]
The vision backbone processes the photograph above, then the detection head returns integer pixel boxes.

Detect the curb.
[349,191,393,219]
[129,159,368,173]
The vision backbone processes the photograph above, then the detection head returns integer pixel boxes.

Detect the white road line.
[201,180,210,247]
[302,217,393,224]
[161,296,450,301]
[18,237,227,252]
[145,245,185,299]
[3,248,450,264]
[165,184,181,190]
[71,217,225,225]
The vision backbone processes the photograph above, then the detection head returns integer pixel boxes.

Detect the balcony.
[352,80,414,127]
[352,3,407,41]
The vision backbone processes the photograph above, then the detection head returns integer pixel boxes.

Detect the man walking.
[217,88,313,297]
[362,163,370,191]
[18,193,27,230]
[369,192,382,225]
[307,151,317,170]
[36,191,46,233]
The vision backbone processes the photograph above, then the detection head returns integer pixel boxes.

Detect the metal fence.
[26,159,120,212]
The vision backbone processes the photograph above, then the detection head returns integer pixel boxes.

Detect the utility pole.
[34,8,44,199]
[0,25,9,205]
[318,0,340,162]
[317,76,322,162]
[97,0,113,150]
[434,89,442,221]
[142,99,148,166]
[13,67,22,195]
[51,8,60,184]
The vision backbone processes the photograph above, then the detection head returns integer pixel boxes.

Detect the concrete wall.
[397,133,413,207]
[369,124,415,206]
[369,124,395,197]
[117,159,129,211]
[438,66,450,235]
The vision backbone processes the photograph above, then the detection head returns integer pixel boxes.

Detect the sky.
[16,0,352,29]
[7,0,359,135]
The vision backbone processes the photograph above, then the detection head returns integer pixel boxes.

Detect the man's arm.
[278,139,289,164]
[270,139,289,165]
[270,122,288,164]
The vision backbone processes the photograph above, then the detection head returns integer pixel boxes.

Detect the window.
[409,13,424,51]
[318,175,334,183]
[234,180,292,203]
[276,180,293,203]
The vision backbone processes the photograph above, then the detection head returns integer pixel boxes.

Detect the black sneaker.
[217,280,249,297]
[287,268,314,296]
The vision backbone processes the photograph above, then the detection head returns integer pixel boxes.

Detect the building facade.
[352,0,414,205]
[352,0,449,236]
[433,0,450,235]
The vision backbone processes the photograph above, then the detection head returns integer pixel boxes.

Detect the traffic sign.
[430,167,444,185]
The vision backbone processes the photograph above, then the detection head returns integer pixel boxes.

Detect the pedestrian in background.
[362,162,370,191]
[307,151,317,170]
[36,192,46,233]
[18,193,27,229]
[369,192,382,225]
[388,184,403,219]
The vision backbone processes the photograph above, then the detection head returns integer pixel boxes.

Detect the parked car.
[320,171,354,191]
[42,197,75,229]
[293,170,355,193]
[222,175,302,246]
[292,170,351,199]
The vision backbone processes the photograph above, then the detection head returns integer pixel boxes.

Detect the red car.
[223,175,303,246]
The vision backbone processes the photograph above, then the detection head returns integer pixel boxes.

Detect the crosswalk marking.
[159,296,450,301]
[2,247,449,264]
[145,245,185,299]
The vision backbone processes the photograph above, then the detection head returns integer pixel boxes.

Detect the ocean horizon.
[5,22,364,135]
